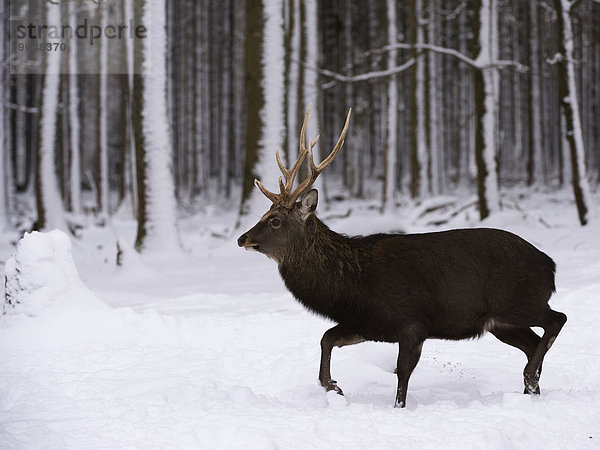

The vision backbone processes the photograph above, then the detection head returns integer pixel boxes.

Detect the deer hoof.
[524,378,540,395]
[321,380,344,396]
[524,385,541,395]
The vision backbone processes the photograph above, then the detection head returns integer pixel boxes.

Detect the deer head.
[237,105,352,263]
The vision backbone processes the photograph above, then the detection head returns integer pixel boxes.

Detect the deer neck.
[278,216,362,319]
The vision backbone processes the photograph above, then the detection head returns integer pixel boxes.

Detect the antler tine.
[282,104,312,192]
[254,179,280,204]
[256,106,313,205]
[255,106,351,207]
[285,108,352,206]
[313,108,351,172]
[275,148,286,176]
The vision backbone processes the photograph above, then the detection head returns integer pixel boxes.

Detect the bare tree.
[382,0,398,213]
[239,0,285,224]
[553,0,594,225]
[472,0,500,220]
[0,0,11,230]
[65,0,81,215]
[409,0,428,199]
[3,0,600,231]
[98,1,109,220]
[527,0,544,186]
[239,0,264,218]
[132,0,180,252]
[427,0,442,195]
[366,0,507,219]
[36,0,68,232]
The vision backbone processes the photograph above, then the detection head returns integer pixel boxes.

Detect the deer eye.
[269,217,281,228]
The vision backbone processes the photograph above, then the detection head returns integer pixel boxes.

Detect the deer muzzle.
[237,234,257,249]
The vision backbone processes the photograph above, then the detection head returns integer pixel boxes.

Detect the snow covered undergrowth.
[3,230,107,317]
[1,191,599,449]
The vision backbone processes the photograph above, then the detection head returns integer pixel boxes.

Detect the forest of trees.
[1,0,599,249]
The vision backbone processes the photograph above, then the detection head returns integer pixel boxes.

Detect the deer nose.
[237,234,247,247]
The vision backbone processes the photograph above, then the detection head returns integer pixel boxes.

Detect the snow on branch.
[297,57,416,85]
[439,1,468,20]
[572,0,600,9]
[301,38,528,87]
[532,0,558,17]
[4,101,38,113]
[367,43,528,73]
[546,53,563,65]
[490,60,529,73]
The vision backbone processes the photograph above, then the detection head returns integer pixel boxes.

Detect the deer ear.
[300,189,318,219]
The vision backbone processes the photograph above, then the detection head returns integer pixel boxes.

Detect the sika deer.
[238,106,566,407]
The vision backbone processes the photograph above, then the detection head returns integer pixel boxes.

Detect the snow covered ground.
[1,190,599,449]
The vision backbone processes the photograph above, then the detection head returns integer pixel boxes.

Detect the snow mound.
[3,230,107,316]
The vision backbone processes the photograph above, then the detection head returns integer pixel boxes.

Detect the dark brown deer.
[238,106,567,408]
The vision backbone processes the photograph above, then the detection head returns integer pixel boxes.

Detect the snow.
[3,230,107,317]
[1,190,600,448]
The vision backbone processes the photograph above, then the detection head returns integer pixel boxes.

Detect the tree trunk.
[66,0,81,215]
[123,0,138,217]
[295,0,306,157]
[98,2,109,220]
[14,72,28,191]
[239,0,285,223]
[553,0,593,225]
[283,0,296,166]
[303,0,320,191]
[527,0,544,186]
[132,0,180,252]
[382,0,398,213]
[0,0,10,230]
[35,1,68,232]
[195,0,209,198]
[343,1,354,192]
[427,0,442,194]
[473,0,500,220]
[239,0,265,217]
[0,113,8,229]
[458,7,474,186]
[409,0,427,199]
[232,2,246,184]
[219,0,234,198]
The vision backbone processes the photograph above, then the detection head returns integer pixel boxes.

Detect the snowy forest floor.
[1,188,599,449]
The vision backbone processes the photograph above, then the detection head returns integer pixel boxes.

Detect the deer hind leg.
[520,309,567,395]
[319,324,365,395]
[490,325,543,394]
[395,327,427,408]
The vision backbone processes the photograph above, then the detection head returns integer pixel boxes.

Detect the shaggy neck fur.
[278,215,365,322]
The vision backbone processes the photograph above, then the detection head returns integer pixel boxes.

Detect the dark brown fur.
[238,190,567,407]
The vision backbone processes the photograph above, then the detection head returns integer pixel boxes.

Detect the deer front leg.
[319,324,365,395]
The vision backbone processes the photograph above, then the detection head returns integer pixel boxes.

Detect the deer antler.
[254,105,352,208]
